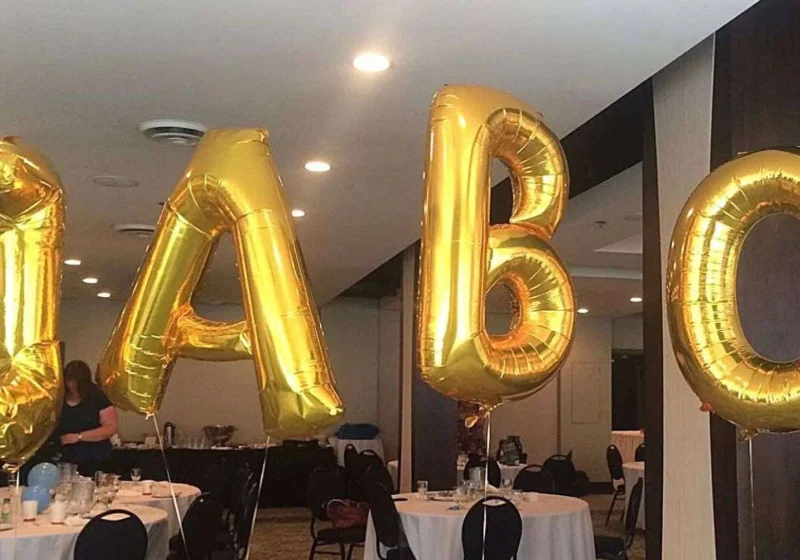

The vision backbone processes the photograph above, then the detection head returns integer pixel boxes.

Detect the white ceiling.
[0,1,755,306]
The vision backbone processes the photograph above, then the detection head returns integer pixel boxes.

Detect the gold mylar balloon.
[417,85,575,414]
[667,148,800,432]
[98,129,344,439]
[0,137,64,468]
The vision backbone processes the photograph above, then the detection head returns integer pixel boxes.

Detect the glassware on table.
[93,471,105,485]
[416,480,428,499]
[69,478,96,518]
[501,478,513,495]
[468,467,485,491]
[58,462,77,485]
[130,468,142,485]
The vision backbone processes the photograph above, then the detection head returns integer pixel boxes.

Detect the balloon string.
[749,438,756,560]
[150,414,188,558]
[482,411,491,560]
[244,438,269,560]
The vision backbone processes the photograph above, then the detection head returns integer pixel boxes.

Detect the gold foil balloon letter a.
[418,85,575,413]
[0,138,64,468]
[667,148,800,433]
[99,129,344,438]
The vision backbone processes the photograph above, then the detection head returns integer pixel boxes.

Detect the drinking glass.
[130,468,142,486]
[93,471,104,485]
[416,480,428,499]
[501,478,513,495]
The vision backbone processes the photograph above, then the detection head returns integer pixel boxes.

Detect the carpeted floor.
[247,494,645,559]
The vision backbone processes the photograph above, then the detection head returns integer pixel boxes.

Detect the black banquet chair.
[542,453,589,497]
[595,478,644,559]
[634,443,646,462]
[605,445,626,525]
[512,464,556,494]
[363,474,415,560]
[168,492,223,560]
[307,467,365,560]
[74,509,148,560]
[461,496,522,560]
[366,464,396,494]
[463,458,501,488]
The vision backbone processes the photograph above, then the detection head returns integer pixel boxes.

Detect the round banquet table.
[364,493,595,560]
[0,504,168,559]
[329,436,385,466]
[611,430,644,464]
[115,481,201,536]
[622,461,645,529]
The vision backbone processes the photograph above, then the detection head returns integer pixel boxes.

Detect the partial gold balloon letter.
[418,85,575,413]
[667,148,800,432]
[99,129,344,439]
[0,137,64,468]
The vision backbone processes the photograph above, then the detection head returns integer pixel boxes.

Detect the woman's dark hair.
[64,360,100,401]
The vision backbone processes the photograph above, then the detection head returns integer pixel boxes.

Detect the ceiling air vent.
[114,224,157,239]
[138,119,207,147]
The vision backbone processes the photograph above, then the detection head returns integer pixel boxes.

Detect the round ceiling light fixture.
[92,175,139,188]
[291,209,306,218]
[577,307,589,314]
[353,53,391,73]
[138,119,207,147]
[304,160,331,173]
[114,223,157,239]
[630,296,643,303]
[64,258,82,266]
[82,277,99,285]
[97,291,111,299]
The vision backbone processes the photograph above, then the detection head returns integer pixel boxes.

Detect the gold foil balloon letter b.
[99,129,344,439]
[667,148,800,433]
[0,137,64,468]
[417,85,575,413]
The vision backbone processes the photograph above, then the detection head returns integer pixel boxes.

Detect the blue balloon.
[28,462,59,490]
[22,485,50,513]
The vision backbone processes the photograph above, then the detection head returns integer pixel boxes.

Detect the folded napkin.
[116,489,140,498]
[64,516,88,527]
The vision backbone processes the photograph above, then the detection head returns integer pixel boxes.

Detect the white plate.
[0,523,12,532]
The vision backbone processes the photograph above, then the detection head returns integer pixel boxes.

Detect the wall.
[559,317,613,481]
[59,295,397,446]
[377,297,401,461]
[612,314,643,350]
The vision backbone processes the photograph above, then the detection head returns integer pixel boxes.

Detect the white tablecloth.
[611,430,644,464]
[622,461,645,530]
[364,493,594,560]
[115,481,201,536]
[329,436,384,466]
[0,504,169,559]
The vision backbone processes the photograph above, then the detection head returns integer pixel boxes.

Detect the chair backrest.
[74,509,148,560]
[344,444,359,469]
[364,474,402,550]
[307,467,345,520]
[461,496,523,560]
[624,478,645,547]
[542,454,577,495]
[366,464,396,494]
[359,449,384,468]
[463,458,501,488]
[177,492,224,558]
[634,442,646,462]
[235,481,261,555]
[512,464,556,493]
[228,468,254,524]
[606,445,624,481]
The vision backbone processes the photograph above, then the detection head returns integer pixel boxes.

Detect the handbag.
[326,499,369,529]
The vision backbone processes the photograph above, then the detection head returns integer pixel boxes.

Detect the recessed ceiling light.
[291,209,306,218]
[64,259,82,266]
[138,119,207,147]
[97,291,111,299]
[304,161,331,173]
[82,277,99,285]
[630,296,643,303]
[353,53,391,73]
[577,308,589,314]
[92,175,139,188]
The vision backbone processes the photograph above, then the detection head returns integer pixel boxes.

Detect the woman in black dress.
[54,360,119,476]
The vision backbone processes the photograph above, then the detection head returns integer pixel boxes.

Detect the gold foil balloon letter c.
[667,148,800,433]
[99,129,344,438]
[418,85,575,413]
[0,137,64,468]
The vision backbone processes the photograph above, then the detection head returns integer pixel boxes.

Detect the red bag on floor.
[326,499,369,528]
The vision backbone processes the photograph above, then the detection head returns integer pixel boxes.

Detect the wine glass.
[130,468,142,486]
[501,478,513,496]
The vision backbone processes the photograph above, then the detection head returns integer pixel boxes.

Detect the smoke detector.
[114,223,157,239]
[138,119,207,147]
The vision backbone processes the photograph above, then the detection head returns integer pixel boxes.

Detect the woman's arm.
[62,406,118,444]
